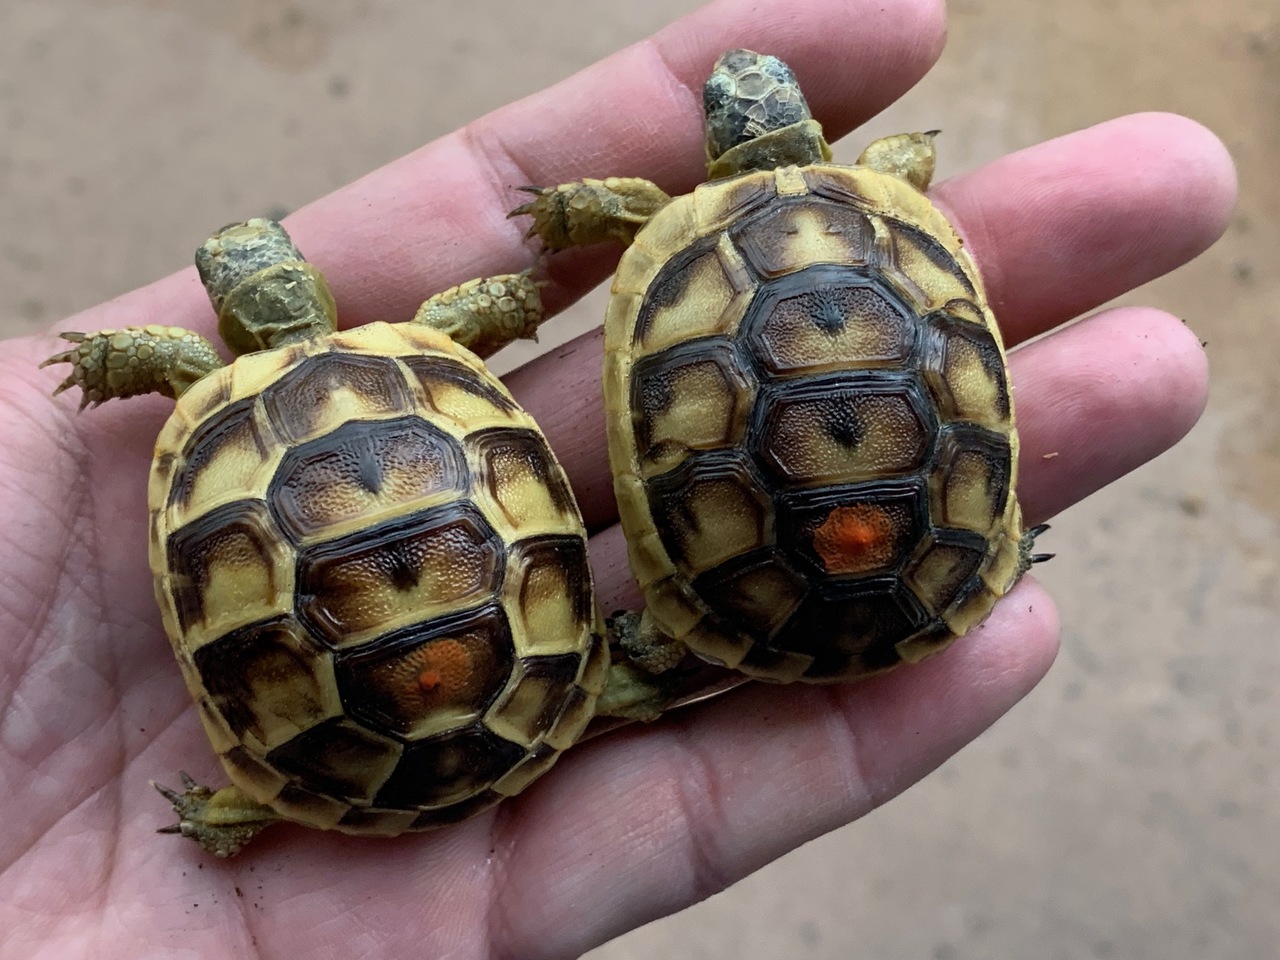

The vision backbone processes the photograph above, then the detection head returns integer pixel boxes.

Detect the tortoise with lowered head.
[515,49,1049,692]
[43,219,638,855]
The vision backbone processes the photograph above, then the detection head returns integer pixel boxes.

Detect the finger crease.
[665,723,734,904]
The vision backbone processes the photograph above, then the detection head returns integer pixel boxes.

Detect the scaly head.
[196,219,338,355]
[702,49,832,179]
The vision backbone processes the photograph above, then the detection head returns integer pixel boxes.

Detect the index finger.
[66,0,946,338]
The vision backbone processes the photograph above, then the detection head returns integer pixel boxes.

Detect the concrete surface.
[1,1,1276,957]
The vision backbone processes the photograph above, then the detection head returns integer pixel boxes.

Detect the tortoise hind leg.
[42,327,224,408]
[509,178,670,252]
[410,270,547,359]
[592,610,691,722]
[153,773,280,857]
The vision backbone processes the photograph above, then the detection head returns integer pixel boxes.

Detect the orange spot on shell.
[813,504,897,574]
[405,638,473,701]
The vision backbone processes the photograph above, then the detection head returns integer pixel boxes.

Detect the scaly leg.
[411,271,547,360]
[153,772,281,858]
[591,610,691,721]
[41,326,225,408]
[509,177,671,252]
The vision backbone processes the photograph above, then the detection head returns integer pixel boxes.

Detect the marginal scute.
[337,806,420,836]
[544,685,594,751]
[735,640,814,682]
[271,782,349,830]
[491,742,560,797]
[979,531,1024,596]
[221,744,289,802]
[893,620,956,664]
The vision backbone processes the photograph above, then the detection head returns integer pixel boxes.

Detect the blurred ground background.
[1,1,1276,957]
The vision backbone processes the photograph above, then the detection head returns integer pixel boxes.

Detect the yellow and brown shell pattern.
[149,321,606,834]
[607,164,1026,682]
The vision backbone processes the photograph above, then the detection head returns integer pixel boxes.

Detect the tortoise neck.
[197,219,337,355]
[706,120,833,179]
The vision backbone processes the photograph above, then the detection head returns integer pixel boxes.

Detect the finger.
[934,112,1236,347]
[59,0,946,342]
[493,579,1059,957]
[1010,305,1209,524]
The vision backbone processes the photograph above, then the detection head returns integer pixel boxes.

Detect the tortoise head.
[702,49,832,179]
[196,219,338,355]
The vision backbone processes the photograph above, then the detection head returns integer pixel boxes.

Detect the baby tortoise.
[42,219,665,855]
[515,49,1049,693]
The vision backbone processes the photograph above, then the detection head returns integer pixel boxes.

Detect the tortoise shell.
[604,163,1025,682]
[148,320,606,834]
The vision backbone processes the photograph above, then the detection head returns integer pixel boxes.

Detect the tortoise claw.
[151,779,182,804]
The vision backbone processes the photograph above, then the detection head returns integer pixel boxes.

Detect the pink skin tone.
[0,0,1233,957]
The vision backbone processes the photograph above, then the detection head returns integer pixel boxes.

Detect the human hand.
[0,0,1233,956]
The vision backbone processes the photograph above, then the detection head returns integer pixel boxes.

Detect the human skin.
[0,0,1234,957]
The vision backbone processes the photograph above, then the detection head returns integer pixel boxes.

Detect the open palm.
[0,1,1233,957]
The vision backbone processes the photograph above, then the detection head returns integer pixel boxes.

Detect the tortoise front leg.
[510,177,671,252]
[856,132,939,192]
[41,326,225,408]
[410,271,547,359]
[153,773,281,858]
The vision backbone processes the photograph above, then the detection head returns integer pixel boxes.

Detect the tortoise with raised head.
[515,49,1049,693]
[43,220,623,856]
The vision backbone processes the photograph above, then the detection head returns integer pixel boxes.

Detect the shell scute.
[294,502,505,649]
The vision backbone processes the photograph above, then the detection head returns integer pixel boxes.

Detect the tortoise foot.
[42,327,223,407]
[152,772,279,857]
